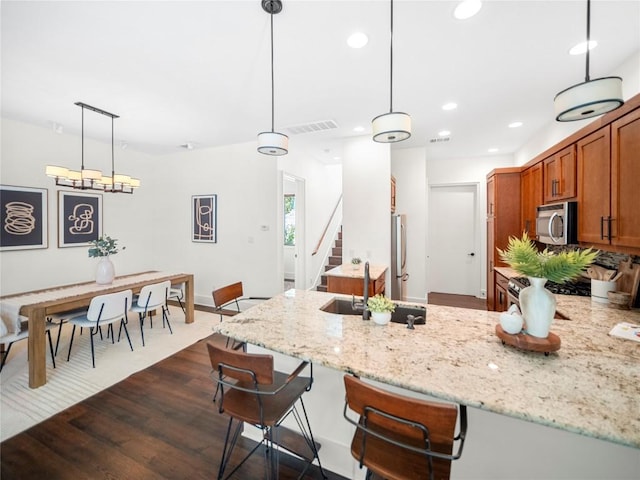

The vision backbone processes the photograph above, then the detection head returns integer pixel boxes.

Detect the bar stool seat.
[343,374,467,480]
[207,342,326,480]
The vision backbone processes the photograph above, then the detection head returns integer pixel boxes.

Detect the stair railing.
[312,194,343,256]
[310,195,343,290]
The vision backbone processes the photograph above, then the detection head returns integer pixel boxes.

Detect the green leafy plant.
[351,257,362,265]
[367,294,396,313]
[88,235,125,258]
[497,233,597,283]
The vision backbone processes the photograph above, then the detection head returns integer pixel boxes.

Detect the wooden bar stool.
[207,342,326,480]
[343,374,467,480]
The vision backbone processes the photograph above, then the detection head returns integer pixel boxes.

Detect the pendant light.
[46,102,140,194]
[372,0,411,143]
[554,0,623,122]
[257,0,288,156]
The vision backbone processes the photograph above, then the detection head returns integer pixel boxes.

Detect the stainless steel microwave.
[536,201,577,245]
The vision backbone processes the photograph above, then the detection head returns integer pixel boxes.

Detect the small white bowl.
[500,312,524,335]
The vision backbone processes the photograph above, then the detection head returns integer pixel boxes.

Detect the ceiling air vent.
[284,120,338,135]
[429,137,451,143]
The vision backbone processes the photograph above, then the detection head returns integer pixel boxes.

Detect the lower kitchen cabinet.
[495,271,509,312]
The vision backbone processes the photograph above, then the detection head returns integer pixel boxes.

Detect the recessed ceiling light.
[442,102,458,111]
[333,156,341,161]
[454,0,482,20]
[438,130,451,137]
[347,32,368,49]
[488,148,499,153]
[353,126,365,133]
[508,121,523,128]
[569,40,597,55]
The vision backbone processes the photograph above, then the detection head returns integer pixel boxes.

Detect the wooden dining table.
[0,271,194,388]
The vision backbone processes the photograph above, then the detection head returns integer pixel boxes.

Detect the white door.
[427,183,479,296]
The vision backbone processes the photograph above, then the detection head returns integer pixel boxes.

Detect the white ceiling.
[2,1,639,163]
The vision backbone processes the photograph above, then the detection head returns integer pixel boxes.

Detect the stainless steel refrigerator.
[391,214,408,300]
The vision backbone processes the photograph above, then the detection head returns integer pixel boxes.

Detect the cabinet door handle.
[600,216,604,240]
[551,179,555,196]
[525,219,530,232]
[607,216,613,240]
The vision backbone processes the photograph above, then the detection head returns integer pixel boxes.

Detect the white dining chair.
[0,317,57,373]
[66,289,133,368]
[130,281,172,347]
[167,282,186,314]
[47,308,92,356]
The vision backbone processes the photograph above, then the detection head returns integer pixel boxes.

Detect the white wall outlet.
[480,289,487,298]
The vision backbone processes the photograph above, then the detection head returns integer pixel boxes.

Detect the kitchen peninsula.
[213,289,639,479]
[325,263,387,296]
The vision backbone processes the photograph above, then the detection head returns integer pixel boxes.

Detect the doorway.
[427,183,480,297]
[282,173,306,290]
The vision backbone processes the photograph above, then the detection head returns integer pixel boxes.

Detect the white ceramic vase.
[371,311,392,326]
[96,256,115,285]
[520,276,556,338]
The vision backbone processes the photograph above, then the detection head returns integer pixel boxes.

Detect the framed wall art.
[0,185,48,251]
[192,194,217,243]
[58,191,102,247]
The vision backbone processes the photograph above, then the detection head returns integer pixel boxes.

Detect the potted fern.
[367,294,396,326]
[498,234,597,338]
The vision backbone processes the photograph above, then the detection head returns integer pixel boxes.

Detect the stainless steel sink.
[320,298,426,325]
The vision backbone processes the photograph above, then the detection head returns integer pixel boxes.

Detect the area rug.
[0,307,217,442]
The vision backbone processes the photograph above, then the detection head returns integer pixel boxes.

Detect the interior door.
[428,184,479,296]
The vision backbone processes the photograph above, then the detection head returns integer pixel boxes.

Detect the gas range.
[508,276,591,298]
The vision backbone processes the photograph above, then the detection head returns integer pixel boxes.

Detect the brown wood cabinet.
[521,163,543,239]
[577,127,611,245]
[611,108,640,248]
[495,271,509,312]
[543,145,576,203]
[577,107,640,250]
[486,168,521,311]
[327,272,386,297]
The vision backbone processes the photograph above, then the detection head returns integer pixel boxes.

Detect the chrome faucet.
[362,261,370,320]
[350,261,371,320]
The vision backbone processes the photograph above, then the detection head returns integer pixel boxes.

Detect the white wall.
[0,118,155,294]
[515,51,640,166]
[391,147,427,303]
[278,143,343,289]
[0,118,345,303]
[342,136,391,289]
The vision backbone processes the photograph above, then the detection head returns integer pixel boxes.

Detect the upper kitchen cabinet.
[521,163,543,239]
[486,168,521,311]
[543,145,576,203]
[577,107,640,250]
[577,127,610,245]
[611,108,640,248]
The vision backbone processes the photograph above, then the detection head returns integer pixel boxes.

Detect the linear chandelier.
[554,0,623,122]
[257,0,288,156]
[372,0,411,143]
[45,102,140,194]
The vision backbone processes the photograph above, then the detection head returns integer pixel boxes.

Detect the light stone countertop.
[324,263,387,279]
[212,289,640,449]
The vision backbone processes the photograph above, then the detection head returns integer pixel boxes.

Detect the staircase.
[316,229,342,292]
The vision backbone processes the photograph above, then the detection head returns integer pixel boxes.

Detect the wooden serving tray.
[495,324,561,356]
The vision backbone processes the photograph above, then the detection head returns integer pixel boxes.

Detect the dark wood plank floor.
[1,334,345,480]
[428,292,487,311]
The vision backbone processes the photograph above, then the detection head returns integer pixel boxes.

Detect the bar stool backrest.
[344,374,462,480]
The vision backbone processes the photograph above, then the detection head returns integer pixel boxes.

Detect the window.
[284,194,295,246]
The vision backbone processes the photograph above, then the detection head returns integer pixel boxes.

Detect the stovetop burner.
[511,276,591,297]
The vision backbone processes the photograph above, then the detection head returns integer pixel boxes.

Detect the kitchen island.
[213,289,639,479]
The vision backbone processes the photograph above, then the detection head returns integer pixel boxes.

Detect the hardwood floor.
[0,334,345,480]
[428,292,487,311]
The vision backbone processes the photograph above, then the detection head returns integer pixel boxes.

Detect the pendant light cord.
[270,9,275,133]
[111,116,115,192]
[585,0,591,82]
[81,105,85,171]
[389,0,394,113]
